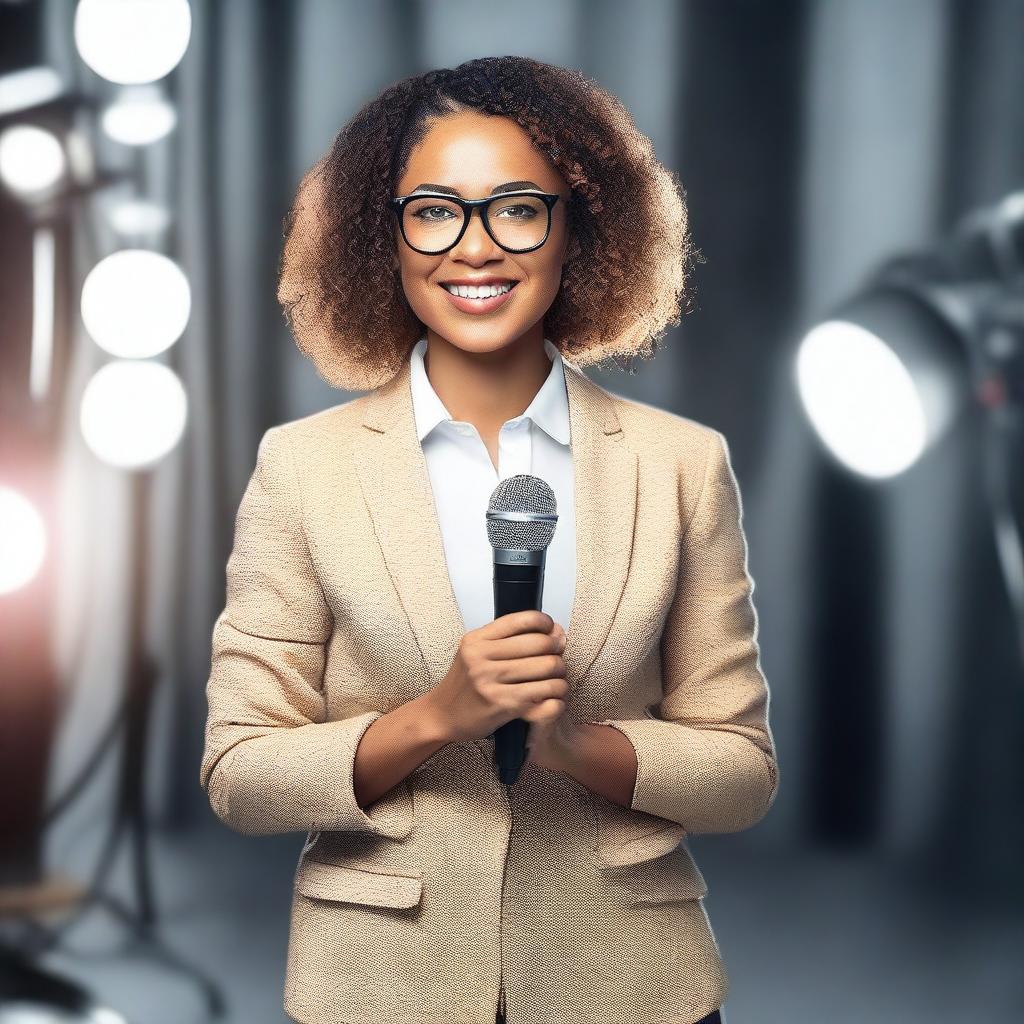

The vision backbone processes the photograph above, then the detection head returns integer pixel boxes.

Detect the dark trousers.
[495,1009,722,1023]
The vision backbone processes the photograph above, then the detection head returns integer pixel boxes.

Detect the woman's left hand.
[525,711,581,772]
[523,620,581,771]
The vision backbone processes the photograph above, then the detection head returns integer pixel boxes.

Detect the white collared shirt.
[409,335,576,636]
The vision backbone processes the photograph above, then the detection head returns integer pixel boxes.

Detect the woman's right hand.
[427,610,568,744]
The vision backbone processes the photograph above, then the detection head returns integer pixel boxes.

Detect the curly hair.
[276,56,698,392]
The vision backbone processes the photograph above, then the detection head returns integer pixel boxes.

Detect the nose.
[453,206,501,258]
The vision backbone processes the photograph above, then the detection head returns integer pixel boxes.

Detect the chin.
[427,316,527,347]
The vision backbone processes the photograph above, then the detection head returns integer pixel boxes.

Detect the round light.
[80,360,187,469]
[81,249,190,357]
[74,0,192,85]
[0,487,47,595]
[0,124,66,195]
[101,85,177,145]
[795,320,929,479]
[106,198,172,236]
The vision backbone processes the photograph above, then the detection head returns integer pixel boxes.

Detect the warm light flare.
[0,487,47,595]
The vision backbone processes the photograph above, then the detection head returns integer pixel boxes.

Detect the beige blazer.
[200,352,779,1024]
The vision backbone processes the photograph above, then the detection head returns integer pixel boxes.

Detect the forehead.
[398,112,560,192]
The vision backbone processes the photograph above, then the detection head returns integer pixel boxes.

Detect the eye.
[412,205,456,222]
[493,204,539,221]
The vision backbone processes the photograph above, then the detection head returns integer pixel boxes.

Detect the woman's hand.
[426,610,568,744]
[524,701,582,773]
[521,621,583,771]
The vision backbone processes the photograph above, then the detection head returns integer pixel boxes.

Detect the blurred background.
[1,0,1023,1021]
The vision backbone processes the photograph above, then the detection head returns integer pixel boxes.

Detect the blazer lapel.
[352,353,638,697]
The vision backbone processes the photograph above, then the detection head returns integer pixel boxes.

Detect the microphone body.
[490,548,547,784]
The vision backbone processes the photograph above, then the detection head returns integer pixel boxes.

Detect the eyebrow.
[409,180,544,197]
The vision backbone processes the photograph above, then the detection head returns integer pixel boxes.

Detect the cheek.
[396,255,431,298]
[400,270,443,323]
[534,255,567,301]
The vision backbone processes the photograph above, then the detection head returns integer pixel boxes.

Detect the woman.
[201,57,778,1024]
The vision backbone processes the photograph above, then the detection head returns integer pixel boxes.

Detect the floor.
[4,822,1022,1023]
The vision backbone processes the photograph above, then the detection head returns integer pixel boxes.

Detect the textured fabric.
[409,335,575,635]
[201,351,778,1024]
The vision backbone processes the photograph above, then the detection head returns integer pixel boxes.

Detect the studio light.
[0,124,66,196]
[80,249,191,358]
[73,0,192,85]
[100,84,176,146]
[79,360,188,469]
[794,190,1024,669]
[795,290,965,479]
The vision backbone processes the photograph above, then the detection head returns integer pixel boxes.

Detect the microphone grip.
[491,560,545,785]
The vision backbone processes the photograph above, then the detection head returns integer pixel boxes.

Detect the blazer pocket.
[600,845,709,904]
[294,856,423,909]
[593,794,690,869]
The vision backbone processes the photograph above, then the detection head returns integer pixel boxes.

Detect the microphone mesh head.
[486,474,557,551]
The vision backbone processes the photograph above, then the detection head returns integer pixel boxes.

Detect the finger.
[488,610,554,640]
[507,677,567,706]
[487,632,566,662]
[493,654,566,685]
[535,697,566,720]
[521,697,566,723]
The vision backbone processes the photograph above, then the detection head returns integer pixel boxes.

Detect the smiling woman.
[208,54,765,1024]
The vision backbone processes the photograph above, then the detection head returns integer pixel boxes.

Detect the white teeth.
[443,282,514,299]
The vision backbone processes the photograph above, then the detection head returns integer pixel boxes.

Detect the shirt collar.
[409,336,571,447]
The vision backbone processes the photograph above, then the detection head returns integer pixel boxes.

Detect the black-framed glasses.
[390,190,564,255]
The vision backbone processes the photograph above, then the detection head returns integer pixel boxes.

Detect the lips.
[438,280,519,315]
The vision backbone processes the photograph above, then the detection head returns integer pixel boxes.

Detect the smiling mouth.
[436,279,520,315]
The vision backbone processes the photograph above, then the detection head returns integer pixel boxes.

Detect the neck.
[423,326,551,434]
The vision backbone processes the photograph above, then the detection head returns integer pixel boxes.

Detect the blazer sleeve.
[595,428,779,834]
[199,425,413,839]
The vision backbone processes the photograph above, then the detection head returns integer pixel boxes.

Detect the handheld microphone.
[485,474,558,785]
